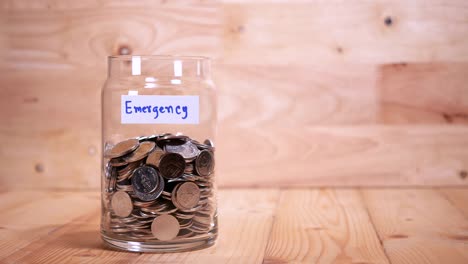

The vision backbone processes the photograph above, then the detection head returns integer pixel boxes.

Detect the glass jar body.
[100,56,217,252]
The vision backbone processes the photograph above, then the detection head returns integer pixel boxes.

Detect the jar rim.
[108,55,211,61]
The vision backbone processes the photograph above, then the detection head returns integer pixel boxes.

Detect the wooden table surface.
[1,188,467,264]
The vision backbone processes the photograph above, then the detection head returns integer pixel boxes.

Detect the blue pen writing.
[125,100,132,114]
[182,106,188,119]
[121,95,198,124]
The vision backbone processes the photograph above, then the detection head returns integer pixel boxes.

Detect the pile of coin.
[102,133,216,241]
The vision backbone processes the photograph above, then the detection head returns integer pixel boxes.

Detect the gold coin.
[146,147,165,167]
[109,157,128,167]
[172,182,200,211]
[151,214,180,241]
[111,191,133,217]
[124,141,156,163]
[104,139,139,158]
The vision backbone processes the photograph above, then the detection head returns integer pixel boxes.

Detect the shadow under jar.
[101,55,217,252]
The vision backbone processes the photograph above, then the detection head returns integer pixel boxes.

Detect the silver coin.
[195,150,214,176]
[204,139,214,148]
[165,141,200,160]
[133,173,165,202]
[132,166,159,194]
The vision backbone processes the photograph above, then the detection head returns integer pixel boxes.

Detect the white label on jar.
[121,95,199,124]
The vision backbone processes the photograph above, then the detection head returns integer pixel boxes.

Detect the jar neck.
[107,55,211,81]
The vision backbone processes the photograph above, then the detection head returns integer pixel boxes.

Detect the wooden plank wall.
[0,0,467,189]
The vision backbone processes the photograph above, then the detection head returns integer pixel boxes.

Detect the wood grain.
[1,189,279,264]
[0,71,102,189]
[2,188,466,263]
[378,63,468,124]
[2,66,468,189]
[223,1,468,64]
[217,125,468,187]
[263,189,389,264]
[0,191,100,260]
[438,188,468,218]
[1,0,468,189]
[0,0,220,190]
[215,64,379,126]
[362,188,468,264]
[216,63,468,127]
[0,191,47,213]
[0,1,220,70]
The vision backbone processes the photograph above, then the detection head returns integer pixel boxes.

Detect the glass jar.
[100,55,217,252]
